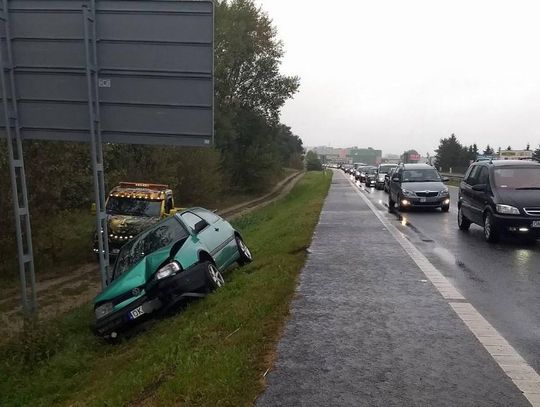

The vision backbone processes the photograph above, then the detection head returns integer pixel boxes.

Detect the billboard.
[0,0,214,146]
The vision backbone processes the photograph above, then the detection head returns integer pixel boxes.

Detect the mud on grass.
[0,171,332,407]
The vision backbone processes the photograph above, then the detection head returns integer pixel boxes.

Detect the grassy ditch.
[0,170,332,407]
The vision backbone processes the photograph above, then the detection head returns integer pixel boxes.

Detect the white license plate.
[532,221,540,228]
[129,306,145,320]
[420,198,427,203]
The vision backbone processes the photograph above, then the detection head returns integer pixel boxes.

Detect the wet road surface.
[359,176,540,375]
[257,170,531,406]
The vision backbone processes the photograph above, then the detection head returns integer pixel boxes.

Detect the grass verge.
[0,170,332,407]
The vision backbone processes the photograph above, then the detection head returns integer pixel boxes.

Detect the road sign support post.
[83,4,110,289]
[0,0,37,317]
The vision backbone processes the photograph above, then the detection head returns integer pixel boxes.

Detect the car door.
[180,211,221,260]
[192,209,236,268]
[470,166,490,224]
[390,169,402,201]
[460,165,478,221]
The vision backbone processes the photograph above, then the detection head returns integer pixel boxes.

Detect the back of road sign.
[0,0,214,147]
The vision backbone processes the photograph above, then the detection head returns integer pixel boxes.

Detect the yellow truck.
[93,182,182,259]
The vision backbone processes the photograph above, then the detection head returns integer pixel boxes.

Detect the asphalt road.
[258,170,532,406]
[357,176,540,375]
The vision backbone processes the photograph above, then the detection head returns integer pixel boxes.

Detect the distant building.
[498,149,533,160]
[348,147,382,166]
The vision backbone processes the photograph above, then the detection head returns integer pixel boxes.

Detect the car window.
[180,211,206,232]
[402,169,441,182]
[493,167,540,189]
[477,167,489,185]
[113,217,188,280]
[193,208,221,224]
[465,166,481,185]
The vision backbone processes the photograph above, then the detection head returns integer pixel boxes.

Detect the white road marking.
[344,173,540,406]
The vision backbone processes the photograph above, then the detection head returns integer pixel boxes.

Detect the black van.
[458,160,540,242]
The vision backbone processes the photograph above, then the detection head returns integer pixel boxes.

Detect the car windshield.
[493,167,540,189]
[106,197,162,217]
[367,168,377,174]
[113,217,188,280]
[379,165,397,174]
[402,169,441,182]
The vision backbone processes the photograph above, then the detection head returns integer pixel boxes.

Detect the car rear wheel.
[457,206,471,231]
[205,262,225,291]
[483,212,500,243]
[236,235,253,266]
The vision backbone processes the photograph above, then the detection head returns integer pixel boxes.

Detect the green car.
[93,207,252,338]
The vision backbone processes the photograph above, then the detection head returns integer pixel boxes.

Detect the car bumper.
[365,179,377,186]
[493,214,540,237]
[401,196,450,208]
[93,263,210,337]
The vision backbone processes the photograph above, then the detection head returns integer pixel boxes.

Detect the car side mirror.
[472,184,486,192]
[193,220,208,234]
[442,177,450,183]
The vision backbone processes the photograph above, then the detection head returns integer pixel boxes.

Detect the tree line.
[435,134,540,172]
[0,0,304,277]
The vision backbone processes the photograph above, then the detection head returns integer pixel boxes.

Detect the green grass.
[0,170,332,407]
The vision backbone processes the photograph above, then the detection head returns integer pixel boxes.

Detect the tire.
[483,212,500,243]
[235,235,253,266]
[204,261,225,291]
[457,206,471,231]
[441,205,450,213]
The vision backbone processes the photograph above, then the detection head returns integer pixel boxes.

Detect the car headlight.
[155,261,182,280]
[496,204,520,215]
[439,188,449,196]
[95,302,113,319]
[402,189,416,197]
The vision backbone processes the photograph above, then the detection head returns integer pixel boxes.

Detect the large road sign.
[0,0,214,316]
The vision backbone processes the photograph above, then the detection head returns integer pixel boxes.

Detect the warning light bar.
[119,182,169,190]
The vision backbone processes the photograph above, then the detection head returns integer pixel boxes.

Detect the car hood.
[402,181,445,192]
[93,244,172,304]
[108,214,160,236]
[496,189,540,209]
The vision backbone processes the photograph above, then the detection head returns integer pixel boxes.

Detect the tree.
[483,145,494,155]
[435,134,465,170]
[305,150,322,171]
[526,143,531,151]
[533,146,540,163]
[506,146,512,151]
[214,0,301,190]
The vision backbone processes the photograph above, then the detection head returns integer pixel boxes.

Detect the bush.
[305,151,323,171]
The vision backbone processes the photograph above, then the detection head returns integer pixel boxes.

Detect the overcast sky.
[256,0,540,156]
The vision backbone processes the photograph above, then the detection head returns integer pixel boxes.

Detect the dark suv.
[458,160,540,242]
[388,164,450,211]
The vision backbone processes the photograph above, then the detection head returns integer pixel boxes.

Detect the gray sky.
[256,0,540,156]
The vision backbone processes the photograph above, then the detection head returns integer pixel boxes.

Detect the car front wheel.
[457,206,471,231]
[236,235,253,266]
[205,262,225,291]
[484,212,500,243]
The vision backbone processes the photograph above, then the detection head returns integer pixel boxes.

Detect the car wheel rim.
[209,264,224,287]
[239,239,252,260]
[485,216,491,238]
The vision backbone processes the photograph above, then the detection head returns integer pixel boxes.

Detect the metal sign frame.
[0,0,214,316]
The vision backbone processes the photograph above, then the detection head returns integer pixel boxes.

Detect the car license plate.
[532,221,540,228]
[129,306,145,320]
[420,198,427,203]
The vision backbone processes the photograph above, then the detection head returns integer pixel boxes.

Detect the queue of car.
[341,159,540,244]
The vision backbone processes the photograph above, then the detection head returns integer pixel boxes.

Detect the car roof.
[399,163,434,169]
[473,159,540,168]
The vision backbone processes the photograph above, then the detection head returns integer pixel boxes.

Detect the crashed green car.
[93,207,252,338]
